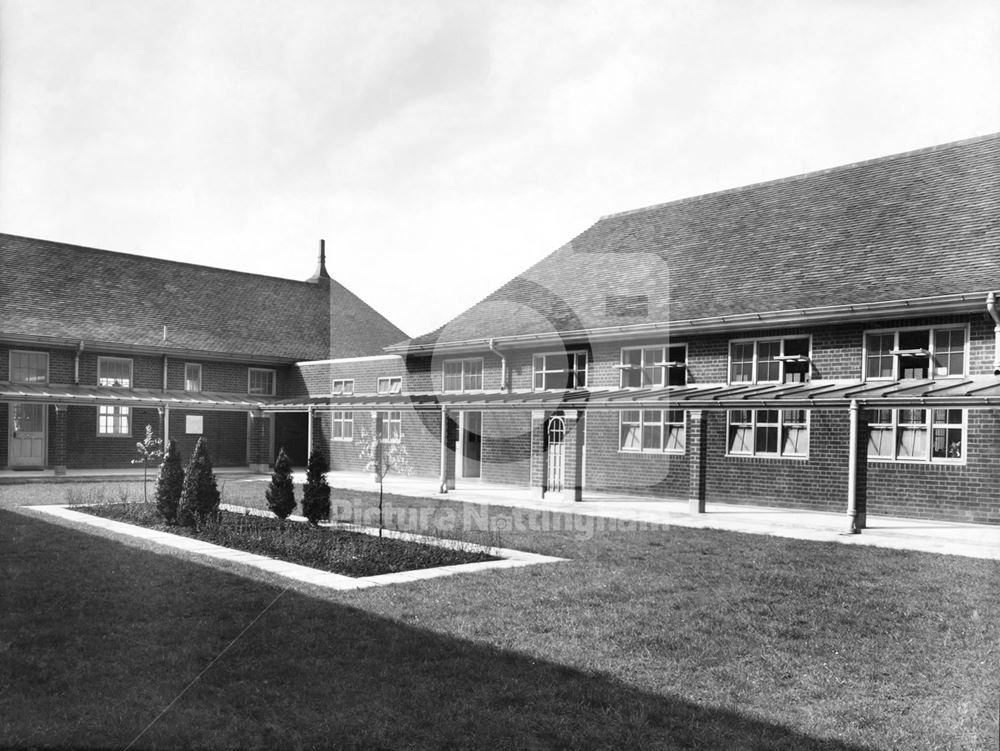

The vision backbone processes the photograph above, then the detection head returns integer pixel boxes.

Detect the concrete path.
[4,467,999,561]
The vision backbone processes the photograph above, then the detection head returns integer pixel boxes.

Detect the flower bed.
[79,502,498,577]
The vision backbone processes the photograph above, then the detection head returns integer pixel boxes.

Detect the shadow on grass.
[1,509,873,751]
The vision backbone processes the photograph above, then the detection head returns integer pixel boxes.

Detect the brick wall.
[480,411,531,487]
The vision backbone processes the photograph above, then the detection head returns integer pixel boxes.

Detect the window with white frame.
[376,376,402,394]
[727,409,808,457]
[619,409,686,453]
[248,368,275,395]
[98,405,130,436]
[533,351,587,391]
[729,337,810,384]
[864,326,967,380]
[9,351,48,384]
[619,345,686,388]
[443,358,484,392]
[332,379,354,395]
[376,410,402,442]
[866,408,964,462]
[98,357,133,387]
[331,411,354,440]
[184,363,202,392]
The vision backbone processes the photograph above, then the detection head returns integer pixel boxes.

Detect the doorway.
[458,411,482,479]
[545,415,566,495]
[9,402,46,469]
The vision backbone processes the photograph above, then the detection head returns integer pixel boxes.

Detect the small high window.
[248,368,275,395]
[332,379,355,395]
[184,363,202,392]
[98,357,133,388]
[619,345,686,388]
[533,352,587,391]
[9,351,48,384]
[729,338,810,384]
[864,326,967,380]
[443,359,484,392]
[376,377,402,395]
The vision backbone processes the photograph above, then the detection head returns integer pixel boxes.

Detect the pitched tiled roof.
[404,133,1000,349]
[0,235,407,361]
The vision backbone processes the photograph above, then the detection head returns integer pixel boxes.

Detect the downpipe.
[987,291,1000,376]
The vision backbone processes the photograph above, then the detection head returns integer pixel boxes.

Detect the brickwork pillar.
[563,410,585,502]
[52,405,67,476]
[688,409,707,514]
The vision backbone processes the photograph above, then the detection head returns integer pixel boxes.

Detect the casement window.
[376,410,402,442]
[376,376,402,395]
[184,363,202,392]
[863,326,967,380]
[443,359,484,392]
[98,357,133,387]
[619,409,686,453]
[618,345,686,388]
[248,368,275,395]
[9,351,48,384]
[533,351,588,391]
[866,408,964,463]
[729,337,810,384]
[332,379,354,395]
[727,409,809,458]
[98,405,130,436]
[331,411,354,441]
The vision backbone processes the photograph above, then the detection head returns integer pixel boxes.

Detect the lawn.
[1,481,998,750]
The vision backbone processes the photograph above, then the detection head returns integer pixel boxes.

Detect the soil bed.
[79,502,499,577]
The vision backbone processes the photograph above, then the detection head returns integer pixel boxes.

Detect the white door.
[10,403,46,468]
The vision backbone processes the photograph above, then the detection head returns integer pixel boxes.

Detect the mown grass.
[75,490,498,577]
[2,481,998,749]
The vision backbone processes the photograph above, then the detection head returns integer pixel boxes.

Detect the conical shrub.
[302,449,331,526]
[154,439,184,524]
[177,437,221,527]
[266,447,296,522]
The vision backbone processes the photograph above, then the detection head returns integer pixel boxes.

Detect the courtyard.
[1,480,997,749]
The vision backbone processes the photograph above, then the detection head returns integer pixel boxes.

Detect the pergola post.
[52,405,67,476]
[307,406,314,459]
[688,409,707,514]
[439,407,448,493]
[843,400,861,534]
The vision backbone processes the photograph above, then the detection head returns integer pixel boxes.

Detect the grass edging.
[28,504,568,591]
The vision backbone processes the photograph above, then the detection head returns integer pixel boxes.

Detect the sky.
[1,0,998,339]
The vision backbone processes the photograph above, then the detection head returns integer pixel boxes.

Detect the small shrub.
[154,440,185,524]
[177,437,220,528]
[301,450,331,526]
[131,424,164,502]
[266,447,296,523]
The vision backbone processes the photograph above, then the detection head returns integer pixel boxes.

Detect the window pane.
[443,362,463,391]
[665,424,685,452]
[933,329,965,377]
[783,426,807,455]
[896,426,928,459]
[867,427,893,457]
[756,341,781,382]
[865,334,895,379]
[642,423,662,451]
[11,352,48,383]
[731,343,754,382]
[729,425,752,454]
[932,428,963,459]
[99,358,132,387]
[185,364,201,392]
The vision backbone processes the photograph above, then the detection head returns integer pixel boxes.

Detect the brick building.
[285,133,1000,527]
[0,236,405,474]
[5,133,1000,527]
